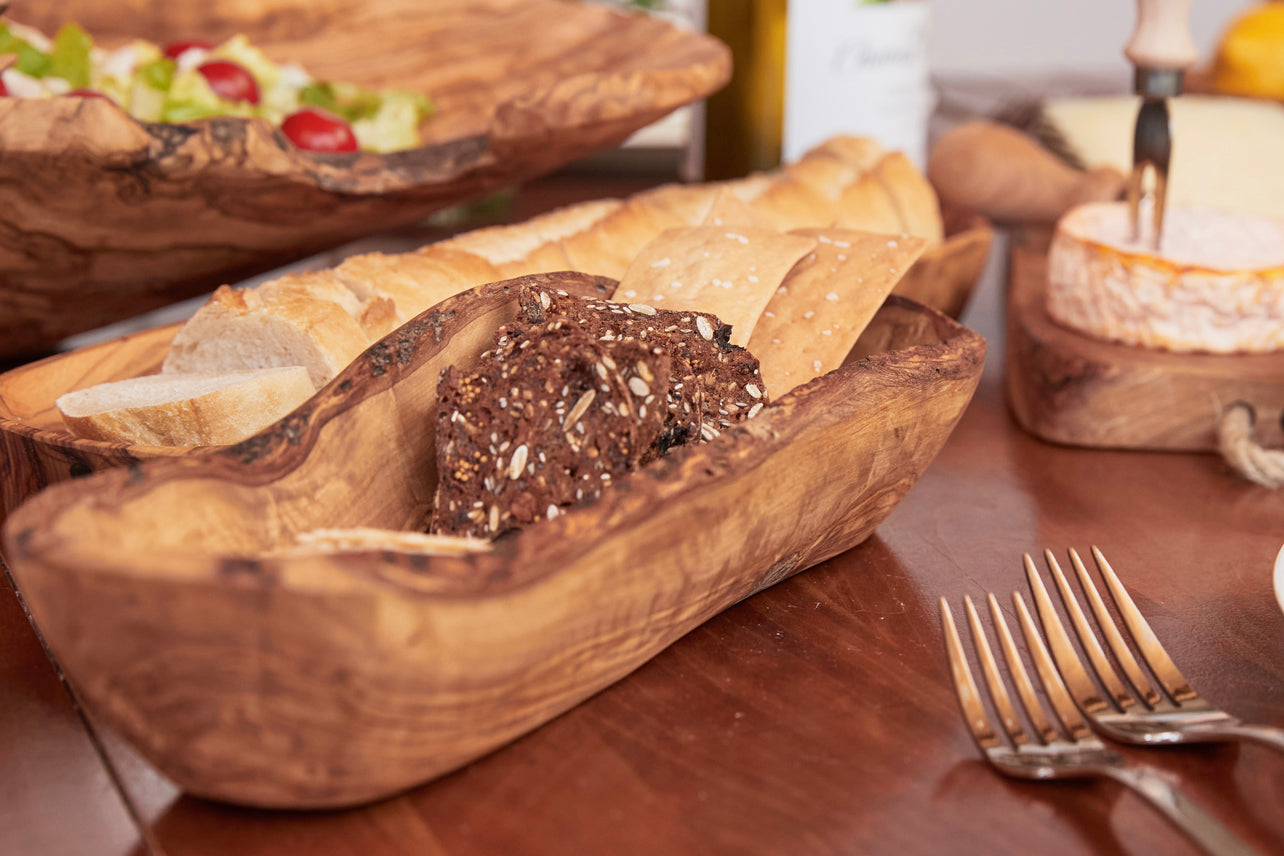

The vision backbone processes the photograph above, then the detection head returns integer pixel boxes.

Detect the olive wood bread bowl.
[0,207,991,525]
[2,272,985,809]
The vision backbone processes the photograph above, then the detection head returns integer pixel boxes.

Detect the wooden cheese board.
[1,273,985,809]
[931,120,1284,462]
[1005,231,1284,453]
[0,0,730,359]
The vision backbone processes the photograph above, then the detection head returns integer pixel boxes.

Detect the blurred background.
[930,0,1253,77]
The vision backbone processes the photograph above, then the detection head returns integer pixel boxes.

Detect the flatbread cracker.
[613,226,816,346]
[749,229,926,394]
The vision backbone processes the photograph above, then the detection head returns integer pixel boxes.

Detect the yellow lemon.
[1212,2,1284,99]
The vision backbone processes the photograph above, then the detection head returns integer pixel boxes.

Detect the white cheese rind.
[1046,202,1284,354]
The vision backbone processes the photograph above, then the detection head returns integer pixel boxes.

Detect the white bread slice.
[283,527,492,556]
[163,272,372,388]
[560,195,691,279]
[57,367,314,446]
[1046,201,1284,353]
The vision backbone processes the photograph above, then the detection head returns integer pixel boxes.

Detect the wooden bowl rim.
[4,289,986,600]
[0,5,731,196]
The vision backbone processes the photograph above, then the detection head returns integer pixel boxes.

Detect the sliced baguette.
[147,134,943,446]
[334,246,500,324]
[57,366,314,447]
[436,198,623,277]
[163,272,373,388]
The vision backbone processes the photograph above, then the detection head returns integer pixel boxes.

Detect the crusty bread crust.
[57,367,314,446]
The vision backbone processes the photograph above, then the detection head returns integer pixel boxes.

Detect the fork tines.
[941,592,1099,765]
[1025,547,1195,715]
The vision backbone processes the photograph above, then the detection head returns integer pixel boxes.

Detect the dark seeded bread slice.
[514,286,769,457]
[431,322,670,538]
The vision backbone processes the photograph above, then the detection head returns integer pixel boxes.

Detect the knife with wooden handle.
[1125,0,1199,248]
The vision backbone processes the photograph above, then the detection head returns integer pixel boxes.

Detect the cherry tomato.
[281,107,359,153]
[197,59,260,105]
[162,39,212,60]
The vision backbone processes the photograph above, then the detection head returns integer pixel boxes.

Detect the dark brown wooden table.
[2,179,1282,856]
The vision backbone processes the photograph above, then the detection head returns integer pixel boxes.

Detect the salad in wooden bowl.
[0,0,730,358]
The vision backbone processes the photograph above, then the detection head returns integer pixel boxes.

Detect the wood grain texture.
[1,277,984,809]
[0,0,730,358]
[1006,231,1284,451]
[64,369,1284,856]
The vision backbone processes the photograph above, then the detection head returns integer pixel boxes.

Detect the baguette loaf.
[334,246,500,325]
[57,366,314,446]
[67,135,942,448]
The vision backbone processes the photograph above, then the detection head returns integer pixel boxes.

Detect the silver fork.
[1026,547,1284,752]
[941,593,1258,856]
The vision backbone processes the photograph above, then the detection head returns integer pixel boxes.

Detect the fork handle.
[1104,766,1261,856]
[1198,723,1284,754]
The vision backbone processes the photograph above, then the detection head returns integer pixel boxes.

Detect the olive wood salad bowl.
[0,0,729,358]
[2,272,985,809]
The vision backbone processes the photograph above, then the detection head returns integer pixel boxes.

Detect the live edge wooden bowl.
[1,273,985,809]
[0,0,729,359]
[0,207,992,525]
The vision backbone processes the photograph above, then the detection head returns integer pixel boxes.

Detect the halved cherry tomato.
[162,39,212,60]
[281,107,359,153]
[197,59,260,105]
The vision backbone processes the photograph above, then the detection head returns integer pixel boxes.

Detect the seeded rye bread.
[432,287,772,537]
[521,288,769,456]
[431,315,671,538]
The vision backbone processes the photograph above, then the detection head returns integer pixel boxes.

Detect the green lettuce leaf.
[0,24,52,77]
[47,22,93,88]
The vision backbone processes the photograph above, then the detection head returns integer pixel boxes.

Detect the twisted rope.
[1217,402,1284,489]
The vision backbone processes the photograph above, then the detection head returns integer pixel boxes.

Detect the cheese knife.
[1124,0,1199,249]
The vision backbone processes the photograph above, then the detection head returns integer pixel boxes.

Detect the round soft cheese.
[1045,201,1284,354]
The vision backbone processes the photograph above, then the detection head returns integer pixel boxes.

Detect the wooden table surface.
[2,180,1283,856]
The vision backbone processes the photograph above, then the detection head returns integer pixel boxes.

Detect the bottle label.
[783,0,933,167]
